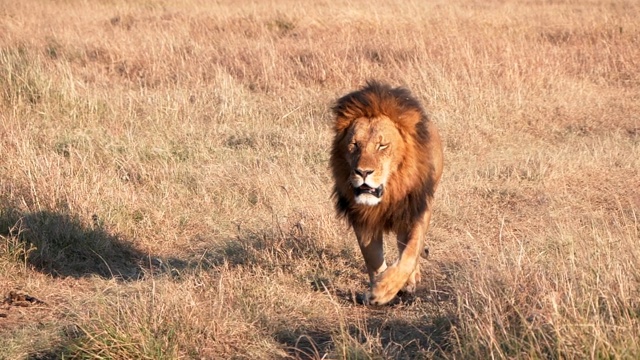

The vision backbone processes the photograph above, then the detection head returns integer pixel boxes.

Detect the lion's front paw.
[365,266,405,305]
[402,265,421,294]
[364,290,395,306]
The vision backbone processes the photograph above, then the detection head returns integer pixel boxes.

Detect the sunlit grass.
[1,0,639,358]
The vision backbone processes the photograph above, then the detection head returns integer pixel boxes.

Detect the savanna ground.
[1,0,639,358]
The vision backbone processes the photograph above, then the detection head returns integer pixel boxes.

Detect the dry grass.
[1,0,639,358]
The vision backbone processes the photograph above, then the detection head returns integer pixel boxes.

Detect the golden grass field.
[1,0,639,358]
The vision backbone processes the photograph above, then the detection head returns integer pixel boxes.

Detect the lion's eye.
[378,143,389,151]
[349,142,358,151]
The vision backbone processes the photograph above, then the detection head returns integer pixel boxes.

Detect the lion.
[330,81,443,305]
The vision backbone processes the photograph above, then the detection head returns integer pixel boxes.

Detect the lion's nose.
[354,168,374,179]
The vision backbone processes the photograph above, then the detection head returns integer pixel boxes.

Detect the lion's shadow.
[193,228,458,358]
[274,307,456,359]
[1,207,149,280]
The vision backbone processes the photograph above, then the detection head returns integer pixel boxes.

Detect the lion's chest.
[352,190,429,232]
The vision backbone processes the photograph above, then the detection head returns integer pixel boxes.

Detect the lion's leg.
[397,231,421,293]
[398,210,431,293]
[367,209,431,305]
[354,227,386,285]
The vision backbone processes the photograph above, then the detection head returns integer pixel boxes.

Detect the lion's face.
[342,116,405,206]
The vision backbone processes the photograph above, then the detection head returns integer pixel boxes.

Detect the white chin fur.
[354,194,382,206]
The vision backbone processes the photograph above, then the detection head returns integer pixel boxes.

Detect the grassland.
[1,0,639,358]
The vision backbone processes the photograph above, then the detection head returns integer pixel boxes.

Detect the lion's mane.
[330,81,439,232]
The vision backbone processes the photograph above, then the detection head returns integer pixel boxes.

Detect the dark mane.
[330,81,437,232]
[332,80,427,124]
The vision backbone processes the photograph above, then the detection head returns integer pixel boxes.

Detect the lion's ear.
[333,115,353,133]
[395,109,422,131]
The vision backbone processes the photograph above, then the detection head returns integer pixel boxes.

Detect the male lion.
[330,81,443,305]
